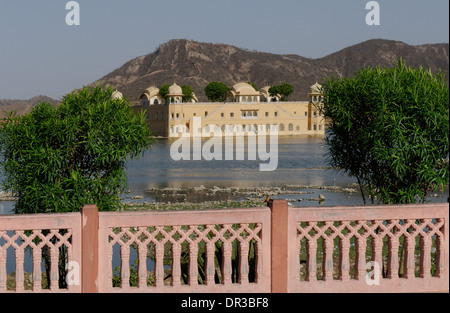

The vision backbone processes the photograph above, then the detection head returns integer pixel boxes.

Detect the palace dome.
[310,82,322,94]
[145,86,159,95]
[231,82,259,96]
[168,83,183,96]
[111,90,123,100]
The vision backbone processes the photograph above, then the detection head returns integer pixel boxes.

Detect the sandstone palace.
[124,82,326,138]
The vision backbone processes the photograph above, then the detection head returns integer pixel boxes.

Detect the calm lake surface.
[1,135,448,215]
[1,136,350,214]
[126,136,353,190]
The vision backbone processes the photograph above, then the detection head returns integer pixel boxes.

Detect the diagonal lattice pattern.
[0,229,73,292]
[106,223,263,289]
[296,218,445,283]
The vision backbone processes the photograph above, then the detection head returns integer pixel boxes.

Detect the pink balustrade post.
[81,205,99,293]
[268,199,289,293]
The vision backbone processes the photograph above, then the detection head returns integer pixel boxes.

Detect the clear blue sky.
[0,0,448,100]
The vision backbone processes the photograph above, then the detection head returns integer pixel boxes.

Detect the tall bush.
[0,86,154,213]
[320,60,449,204]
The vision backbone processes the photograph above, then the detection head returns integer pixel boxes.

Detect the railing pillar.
[268,199,289,293]
[81,205,99,293]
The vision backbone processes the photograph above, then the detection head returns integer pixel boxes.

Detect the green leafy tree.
[0,85,154,214]
[268,86,279,97]
[319,60,449,204]
[269,83,294,101]
[181,85,194,102]
[204,82,230,102]
[159,84,171,103]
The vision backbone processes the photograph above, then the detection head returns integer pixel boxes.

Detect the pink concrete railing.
[279,202,449,293]
[0,200,448,293]
[0,213,82,293]
[97,206,272,293]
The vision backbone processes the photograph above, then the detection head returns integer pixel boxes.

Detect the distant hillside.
[91,39,449,103]
[0,95,57,119]
[1,38,448,116]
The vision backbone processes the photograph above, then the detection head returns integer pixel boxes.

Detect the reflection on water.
[126,136,355,194]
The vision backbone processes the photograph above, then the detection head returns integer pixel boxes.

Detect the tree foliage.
[0,86,154,213]
[181,85,194,102]
[320,60,449,204]
[158,84,171,102]
[204,82,230,102]
[269,83,294,101]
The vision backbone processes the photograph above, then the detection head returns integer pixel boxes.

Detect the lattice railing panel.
[296,218,445,283]
[106,223,263,290]
[0,229,74,292]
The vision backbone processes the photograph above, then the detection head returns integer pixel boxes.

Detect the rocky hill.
[2,38,448,116]
[92,39,449,103]
[0,95,57,119]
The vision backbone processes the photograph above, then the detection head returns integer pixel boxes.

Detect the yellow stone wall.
[134,100,326,137]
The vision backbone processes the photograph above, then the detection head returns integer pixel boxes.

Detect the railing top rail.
[288,202,449,222]
[0,212,81,230]
[99,206,270,228]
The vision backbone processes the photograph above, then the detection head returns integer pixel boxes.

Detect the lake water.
[1,136,347,215]
[1,135,448,214]
[126,136,350,190]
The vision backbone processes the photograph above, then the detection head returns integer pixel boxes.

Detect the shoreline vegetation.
[120,184,448,211]
[2,184,448,211]
[122,184,359,211]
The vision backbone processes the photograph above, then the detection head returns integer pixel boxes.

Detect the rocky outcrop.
[92,39,449,104]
